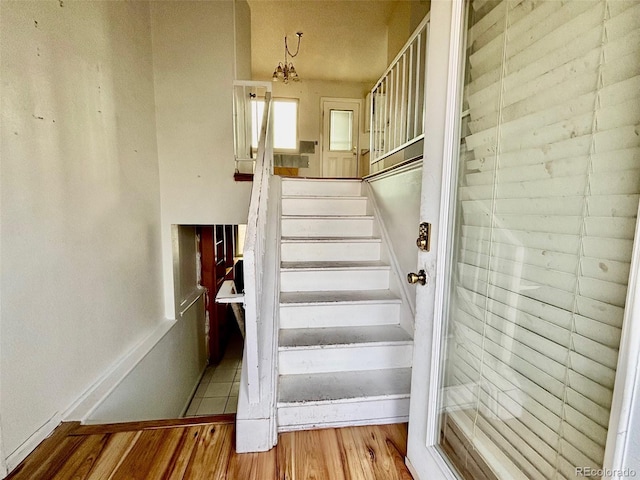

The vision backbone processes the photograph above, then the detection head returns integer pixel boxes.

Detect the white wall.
[235,0,252,81]
[270,80,371,177]
[86,297,206,424]
[387,0,430,63]
[368,164,422,313]
[0,0,164,464]
[150,0,253,319]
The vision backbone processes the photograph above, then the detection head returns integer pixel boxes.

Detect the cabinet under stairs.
[277,178,414,432]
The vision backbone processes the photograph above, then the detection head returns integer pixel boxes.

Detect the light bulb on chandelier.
[272,32,302,84]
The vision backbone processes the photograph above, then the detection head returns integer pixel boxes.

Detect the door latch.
[416,222,431,252]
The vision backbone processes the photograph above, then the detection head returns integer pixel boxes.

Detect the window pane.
[273,101,297,150]
[251,99,297,151]
[329,110,353,151]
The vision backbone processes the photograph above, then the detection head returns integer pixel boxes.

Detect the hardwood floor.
[7,417,413,479]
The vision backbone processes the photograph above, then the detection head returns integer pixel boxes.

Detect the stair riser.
[282,180,362,197]
[281,218,373,238]
[280,269,390,292]
[278,344,413,374]
[279,303,400,328]
[282,197,367,216]
[277,397,410,432]
[281,241,381,262]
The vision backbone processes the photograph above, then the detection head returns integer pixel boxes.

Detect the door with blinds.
[434,0,640,479]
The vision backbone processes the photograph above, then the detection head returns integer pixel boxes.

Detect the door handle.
[407,270,427,286]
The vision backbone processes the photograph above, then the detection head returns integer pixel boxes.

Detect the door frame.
[319,97,363,178]
[406,0,640,478]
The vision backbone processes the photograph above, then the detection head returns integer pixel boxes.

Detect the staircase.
[276,177,413,431]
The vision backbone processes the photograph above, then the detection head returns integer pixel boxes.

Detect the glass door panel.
[437,1,640,479]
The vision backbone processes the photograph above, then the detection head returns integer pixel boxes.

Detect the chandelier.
[272,32,303,84]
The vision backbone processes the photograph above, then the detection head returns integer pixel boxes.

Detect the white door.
[407,1,640,479]
[320,99,360,178]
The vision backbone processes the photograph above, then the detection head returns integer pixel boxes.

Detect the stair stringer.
[362,181,416,337]
[235,176,281,453]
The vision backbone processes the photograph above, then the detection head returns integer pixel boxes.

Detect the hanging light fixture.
[272,32,302,84]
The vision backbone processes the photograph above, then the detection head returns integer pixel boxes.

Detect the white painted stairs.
[277,178,413,431]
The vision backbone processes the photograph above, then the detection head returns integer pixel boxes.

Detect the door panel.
[408,0,640,479]
[321,99,360,178]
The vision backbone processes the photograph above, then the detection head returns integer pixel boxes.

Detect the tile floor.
[184,332,243,417]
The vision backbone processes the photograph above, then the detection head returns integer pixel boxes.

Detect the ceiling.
[248,0,401,85]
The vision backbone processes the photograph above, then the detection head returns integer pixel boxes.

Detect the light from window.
[251,99,298,151]
[329,110,353,151]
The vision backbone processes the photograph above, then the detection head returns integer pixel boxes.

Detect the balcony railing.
[233,81,272,175]
[370,14,429,164]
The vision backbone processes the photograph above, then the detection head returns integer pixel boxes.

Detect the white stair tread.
[281,236,381,243]
[278,368,411,404]
[279,324,412,348]
[281,260,389,270]
[282,178,361,185]
[282,195,366,200]
[280,290,401,305]
[281,215,374,219]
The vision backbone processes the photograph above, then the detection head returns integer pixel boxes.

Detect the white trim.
[604,199,640,476]
[179,287,206,317]
[366,156,421,183]
[406,0,466,478]
[233,80,272,91]
[267,175,282,448]
[369,134,424,167]
[425,0,466,448]
[5,412,62,472]
[413,0,640,477]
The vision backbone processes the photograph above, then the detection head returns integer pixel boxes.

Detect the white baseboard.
[4,318,176,476]
[235,417,275,453]
[64,319,176,422]
[5,412,62,472]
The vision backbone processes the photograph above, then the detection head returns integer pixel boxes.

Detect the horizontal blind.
[440,1,640,479]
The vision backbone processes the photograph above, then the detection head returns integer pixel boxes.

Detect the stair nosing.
[281,236,381,243]
[280,299,401,306]
[281,215,374,220]
[280,261,390,271]
[278,339,413,352]
[282,195,367,200]
[277,392,410,407]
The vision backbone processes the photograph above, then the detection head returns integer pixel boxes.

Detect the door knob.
[407,270,427,286]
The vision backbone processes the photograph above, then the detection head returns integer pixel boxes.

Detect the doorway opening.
[179,224,246,417]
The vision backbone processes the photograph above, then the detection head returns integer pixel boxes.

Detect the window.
[251,98,298,151]
[329,110,353,151]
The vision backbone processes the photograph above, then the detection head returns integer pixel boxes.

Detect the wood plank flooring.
[7,417,413,479]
